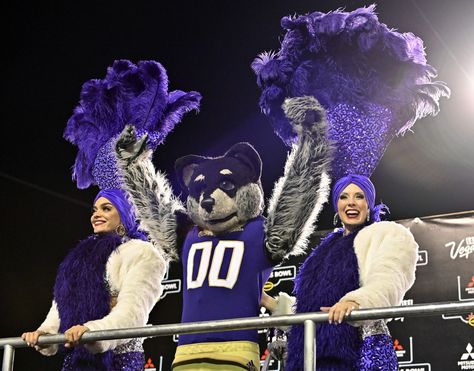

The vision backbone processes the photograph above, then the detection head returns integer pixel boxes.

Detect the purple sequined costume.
[59,59,198,370]
[251,6,436,370]
[286,228,397,371]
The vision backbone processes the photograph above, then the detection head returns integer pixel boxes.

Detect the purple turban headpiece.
[252,4,450,180]
[331,174,388,222]
[94,188,145,240]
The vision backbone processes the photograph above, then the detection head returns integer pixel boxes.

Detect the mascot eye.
[219,180,235,191]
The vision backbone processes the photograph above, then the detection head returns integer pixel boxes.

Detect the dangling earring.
[366,211,370,223]
[333,213,339,226]
[115,224,126,237]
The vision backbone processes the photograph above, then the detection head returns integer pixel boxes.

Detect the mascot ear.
[175,155,206,192]
[225,142,262,182]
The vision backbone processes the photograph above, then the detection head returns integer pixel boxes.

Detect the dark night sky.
[1,0,473,368]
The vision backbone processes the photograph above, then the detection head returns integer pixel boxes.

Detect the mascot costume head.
[175,142,264,234]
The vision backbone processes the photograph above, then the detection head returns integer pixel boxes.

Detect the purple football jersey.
[179,216,273,345]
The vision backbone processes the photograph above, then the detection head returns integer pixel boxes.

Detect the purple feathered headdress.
[64,59,202,189]
[252,5,450,179]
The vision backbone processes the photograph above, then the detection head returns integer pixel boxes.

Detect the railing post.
[304,319,316,371]
[2,344,15,371]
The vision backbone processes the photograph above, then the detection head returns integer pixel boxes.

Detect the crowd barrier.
[1,301,473,371]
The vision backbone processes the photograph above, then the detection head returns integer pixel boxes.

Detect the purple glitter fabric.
[92,130,164,190]
[64,59,201,189]
[326,103,393,179]
[111,352,145,371]
[252,5,449,179]
[62,350,112,371]
[62,350,144,371]
[92,138,123,190]
[358,334,398,371]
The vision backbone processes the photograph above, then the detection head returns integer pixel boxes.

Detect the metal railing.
[1,301,473,371]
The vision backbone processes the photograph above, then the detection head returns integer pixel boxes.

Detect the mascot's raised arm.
[115,96,332,370]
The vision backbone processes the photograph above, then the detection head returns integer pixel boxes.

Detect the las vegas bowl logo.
[264,266,296,292]
[445,237,474,260]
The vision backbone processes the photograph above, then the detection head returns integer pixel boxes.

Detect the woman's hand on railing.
[21,330,46,350]
[64,325,90,348]
[320,300,360,324]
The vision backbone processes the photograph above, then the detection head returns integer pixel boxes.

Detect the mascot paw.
[282,96,327,139]
[266,292,296,332]
[115,125,149,164]
[273,292,296,317]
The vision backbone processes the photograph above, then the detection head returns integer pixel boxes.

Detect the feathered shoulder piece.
[64,59,201,189]
[252,5,449,178]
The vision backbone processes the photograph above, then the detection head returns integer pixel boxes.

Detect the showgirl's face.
[337,183,369,234]
[91,197,121,234]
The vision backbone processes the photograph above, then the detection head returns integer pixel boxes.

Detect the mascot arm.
[261,292,295,331]
[265,97,332,263]
[115,125,184,262]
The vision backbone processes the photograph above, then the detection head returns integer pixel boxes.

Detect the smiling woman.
[336,183,370,235]
[21,189,167,371]
[286,174,419,370]
[19,58,195,370]
[91,197,122,234]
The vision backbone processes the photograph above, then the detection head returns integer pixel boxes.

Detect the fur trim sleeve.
[35,301,60,356]
[116,147,184,262]
[84,240,167,353]
[340,222,418,313]
[265,97,333,262]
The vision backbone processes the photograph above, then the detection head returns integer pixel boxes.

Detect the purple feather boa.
[54,233,122,370]
[286,230,361,371]
[64,59,201,189]
[252,5,450,146]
